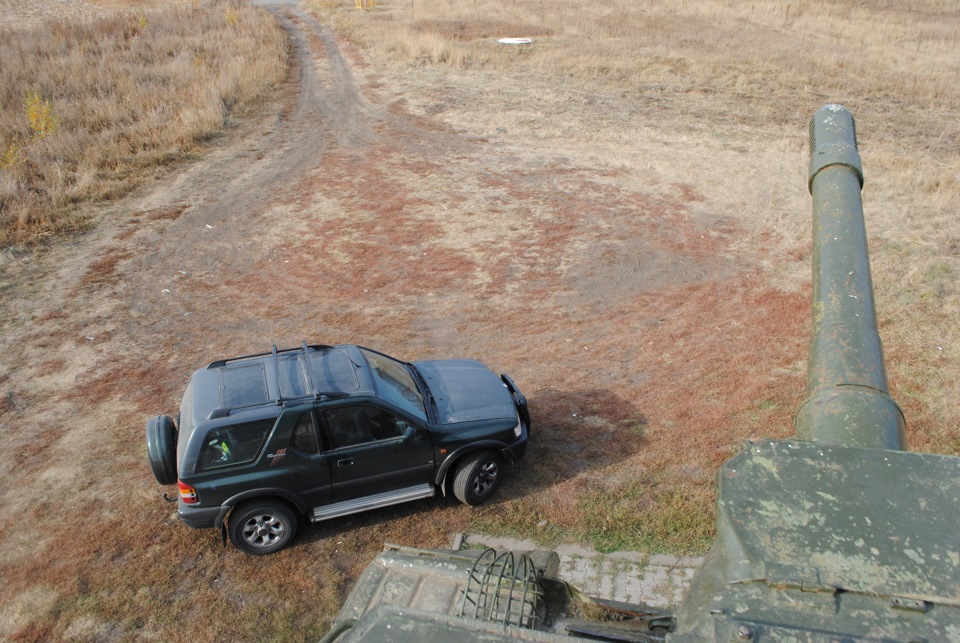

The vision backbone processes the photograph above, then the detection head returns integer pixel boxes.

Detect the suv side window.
[322,405,406,450]
[198,419,274,471]
[292,412,320,454]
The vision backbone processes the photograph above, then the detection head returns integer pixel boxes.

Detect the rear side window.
[199,419,274,471]
[292,412,320,454]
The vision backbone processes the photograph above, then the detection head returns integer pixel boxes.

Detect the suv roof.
[179,344,379,441]
[176,344,382,477]
[191,344,377,419]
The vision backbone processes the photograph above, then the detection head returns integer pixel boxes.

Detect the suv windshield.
[360,348,427,421]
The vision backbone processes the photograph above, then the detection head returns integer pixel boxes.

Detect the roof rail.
[301,341,318,397]
[205,343,333,369]
[203,342,337,410]
[273,344,284,405]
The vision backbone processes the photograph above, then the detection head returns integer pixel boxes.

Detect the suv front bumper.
[503,422,528,462]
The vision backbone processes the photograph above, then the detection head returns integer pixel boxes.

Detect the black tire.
[453,450,503,506]
[228,501,298,556]
[146,415,177,485]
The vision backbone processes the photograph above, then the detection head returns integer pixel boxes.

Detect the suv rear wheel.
[453,450,502,505]
[228,501,298,555]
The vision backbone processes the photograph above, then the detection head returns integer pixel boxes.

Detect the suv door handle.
[337,458,354,467]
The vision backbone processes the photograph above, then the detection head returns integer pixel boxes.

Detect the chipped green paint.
[672,440,960,640]
[751,454,782,480]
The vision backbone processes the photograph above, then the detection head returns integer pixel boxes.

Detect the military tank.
[320,106,960,641]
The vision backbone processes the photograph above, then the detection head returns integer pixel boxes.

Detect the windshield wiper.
[409,365,436,418]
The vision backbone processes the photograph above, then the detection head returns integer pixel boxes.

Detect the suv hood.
[413,359,516,425]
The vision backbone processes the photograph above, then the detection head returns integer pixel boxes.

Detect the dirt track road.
[0,6,807,638]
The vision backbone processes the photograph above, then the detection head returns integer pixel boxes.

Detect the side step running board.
[311,483,436,523]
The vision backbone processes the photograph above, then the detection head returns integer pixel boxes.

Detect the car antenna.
[272,344,284,406]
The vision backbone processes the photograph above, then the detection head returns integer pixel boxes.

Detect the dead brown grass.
[79,248,132,286]
[327,2,957,249]
[1,0,958,639]
[0,0,287,247]
[295,0,960,554]
[322,0,959,110]
[320,0,960,456]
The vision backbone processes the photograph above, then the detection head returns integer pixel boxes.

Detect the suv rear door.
[272,409,332,509]
[318,403,434,501]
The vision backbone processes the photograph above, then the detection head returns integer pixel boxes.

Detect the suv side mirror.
[398,422,416,443]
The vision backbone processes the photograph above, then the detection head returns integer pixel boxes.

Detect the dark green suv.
[146,343,529,555]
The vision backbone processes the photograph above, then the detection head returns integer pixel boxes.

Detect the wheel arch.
[435,440,509,496]
[216,489,307,529]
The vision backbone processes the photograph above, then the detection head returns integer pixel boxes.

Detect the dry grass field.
[324,0,960,455]
[0,0,958,639]
[0,0,286,245]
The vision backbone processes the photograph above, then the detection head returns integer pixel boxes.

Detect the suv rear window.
[198,419,275,471]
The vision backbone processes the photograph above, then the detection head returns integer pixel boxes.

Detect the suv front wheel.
[453,450,503,505]
[228,501,298,555]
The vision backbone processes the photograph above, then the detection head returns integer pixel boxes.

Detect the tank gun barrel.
[794,104,905,449]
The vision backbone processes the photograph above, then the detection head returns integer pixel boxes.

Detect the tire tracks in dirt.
[128,4,372,299]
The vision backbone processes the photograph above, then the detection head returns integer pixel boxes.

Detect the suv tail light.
[178,480,199,504]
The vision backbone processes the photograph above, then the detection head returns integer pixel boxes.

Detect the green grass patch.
[578,482,713,554]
